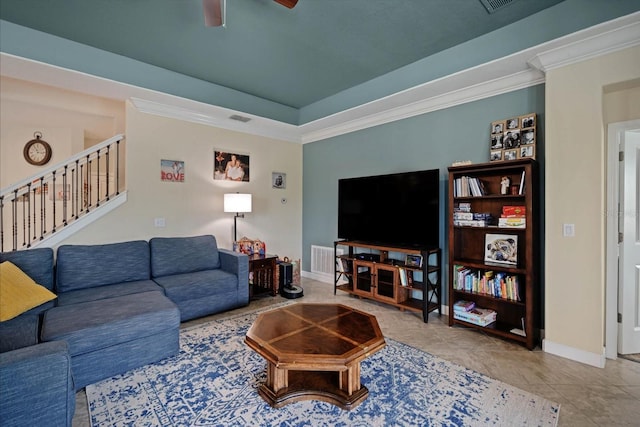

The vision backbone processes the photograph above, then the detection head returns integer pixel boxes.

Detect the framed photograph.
[160,159,184,182]
[272,172,286,189]
[214,150,250,181]
[521,128,535,145]
[503,129,521,149]
[520,145,535,159]
[506,117,519,130]
[490,150,503,162]
[520,113,536,129]
[484,233,518,266]
[491,120,505,135]
[405,254,423,268]
[504,149,518,161]
[491,134,503,149]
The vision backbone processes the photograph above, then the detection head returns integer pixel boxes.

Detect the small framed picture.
[161,159,185,182]
[506,117,519,130]
[491,120,505,134]
[520,114,536,129]
[272,172,286,189]
[503,129,521,149]
[405,254,423,268]
[521,128,535,145]
[491,134,503,149]
[490,150,503,162]
[504,149,518,161]
[484,234,518,266]
[520,145,535,159]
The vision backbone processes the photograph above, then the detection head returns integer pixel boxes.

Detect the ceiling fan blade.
[203,0,225,27]
[274,0,299,8]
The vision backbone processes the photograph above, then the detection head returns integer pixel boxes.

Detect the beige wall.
[63,102,303,260]
[544,45,640,362]
[0,77,125,187]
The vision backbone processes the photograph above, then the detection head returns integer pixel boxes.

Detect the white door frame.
[606,119,640,359]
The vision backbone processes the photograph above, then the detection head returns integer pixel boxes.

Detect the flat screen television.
[338,169,440,249]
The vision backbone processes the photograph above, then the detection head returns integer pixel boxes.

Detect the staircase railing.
[0,134,125,252]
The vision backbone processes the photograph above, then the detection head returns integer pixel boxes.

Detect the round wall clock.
[23,133,52,166]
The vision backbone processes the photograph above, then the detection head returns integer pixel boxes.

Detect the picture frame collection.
[490,113,536,162]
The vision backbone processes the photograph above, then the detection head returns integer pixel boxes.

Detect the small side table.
[248,254,279,297]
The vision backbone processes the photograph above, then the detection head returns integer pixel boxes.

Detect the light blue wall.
[302,84,545,300]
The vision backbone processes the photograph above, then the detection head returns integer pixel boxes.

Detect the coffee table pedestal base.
[259,366,369,410]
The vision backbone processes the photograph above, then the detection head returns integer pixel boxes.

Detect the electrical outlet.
[154,217,166,227]
[563,223,575,237]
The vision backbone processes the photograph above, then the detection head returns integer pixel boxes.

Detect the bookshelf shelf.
[334,241,441,323]
[448,159,540,350]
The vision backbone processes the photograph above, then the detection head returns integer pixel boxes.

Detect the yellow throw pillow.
[0,261,57,322]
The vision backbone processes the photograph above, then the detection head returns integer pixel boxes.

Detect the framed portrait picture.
[214,150,250,181]
[504,149,518,161]
[484,234,518,265]
[405,254,423,268]
[272,172,286,189]
[520,145,535,159]
[491,134,503,149]
[491,120,505,135]
[490,150,503,162]
[520,114,536,129]
[161,159,184,182]
[506,117,519,130]
[521,128,535,145]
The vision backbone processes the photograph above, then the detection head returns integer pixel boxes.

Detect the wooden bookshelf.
[448,159,540,349]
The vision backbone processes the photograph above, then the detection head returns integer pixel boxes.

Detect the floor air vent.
[479,0,520,13]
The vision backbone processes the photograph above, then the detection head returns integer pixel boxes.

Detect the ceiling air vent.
[479,0,520,14]
[229,114,251,123]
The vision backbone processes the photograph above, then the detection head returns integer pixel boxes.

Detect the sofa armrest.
[0,340,75,427]
[219,249,249,297]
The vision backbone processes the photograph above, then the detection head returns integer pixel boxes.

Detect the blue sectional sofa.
[0,235,249,427]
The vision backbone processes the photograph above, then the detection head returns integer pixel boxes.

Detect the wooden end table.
[248,254,278,297]
[245,303,386,409]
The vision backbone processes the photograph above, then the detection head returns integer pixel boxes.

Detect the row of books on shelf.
[453,176,486,197]
[454,265,522,301]
[453,301,497,327]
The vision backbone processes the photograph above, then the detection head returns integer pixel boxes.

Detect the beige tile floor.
[73,278,640,426]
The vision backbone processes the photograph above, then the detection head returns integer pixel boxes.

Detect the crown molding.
[527,13,640,72]
[2,12,638,144]
[300,11,640,143]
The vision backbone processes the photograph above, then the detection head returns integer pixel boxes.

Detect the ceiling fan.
[203,0,299,28]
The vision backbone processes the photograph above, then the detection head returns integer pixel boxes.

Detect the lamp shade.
[224,193,252,213]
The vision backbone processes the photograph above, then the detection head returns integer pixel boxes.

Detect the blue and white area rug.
[86,306,560,427]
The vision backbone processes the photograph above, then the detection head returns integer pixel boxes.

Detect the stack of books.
[498,205,526,228]
[453,204,494,227]
[454,306,497,327]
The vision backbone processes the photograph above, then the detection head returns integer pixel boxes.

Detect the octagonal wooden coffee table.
[245,303,386,410]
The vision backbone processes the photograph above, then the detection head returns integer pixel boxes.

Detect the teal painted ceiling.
[1,1,638,124]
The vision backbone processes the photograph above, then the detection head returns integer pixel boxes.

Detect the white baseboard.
[543,338,606,368]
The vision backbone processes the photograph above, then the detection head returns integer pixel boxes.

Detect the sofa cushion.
[152,269,238,303]
[41,291,179,357]
[0,261,57,322]
[56,240,151,292]
[56,280,163,306]
[0,314,40,353]
[150,235,221,277]
[0,247,55,291]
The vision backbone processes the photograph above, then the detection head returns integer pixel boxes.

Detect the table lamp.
[224,193,252,242]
